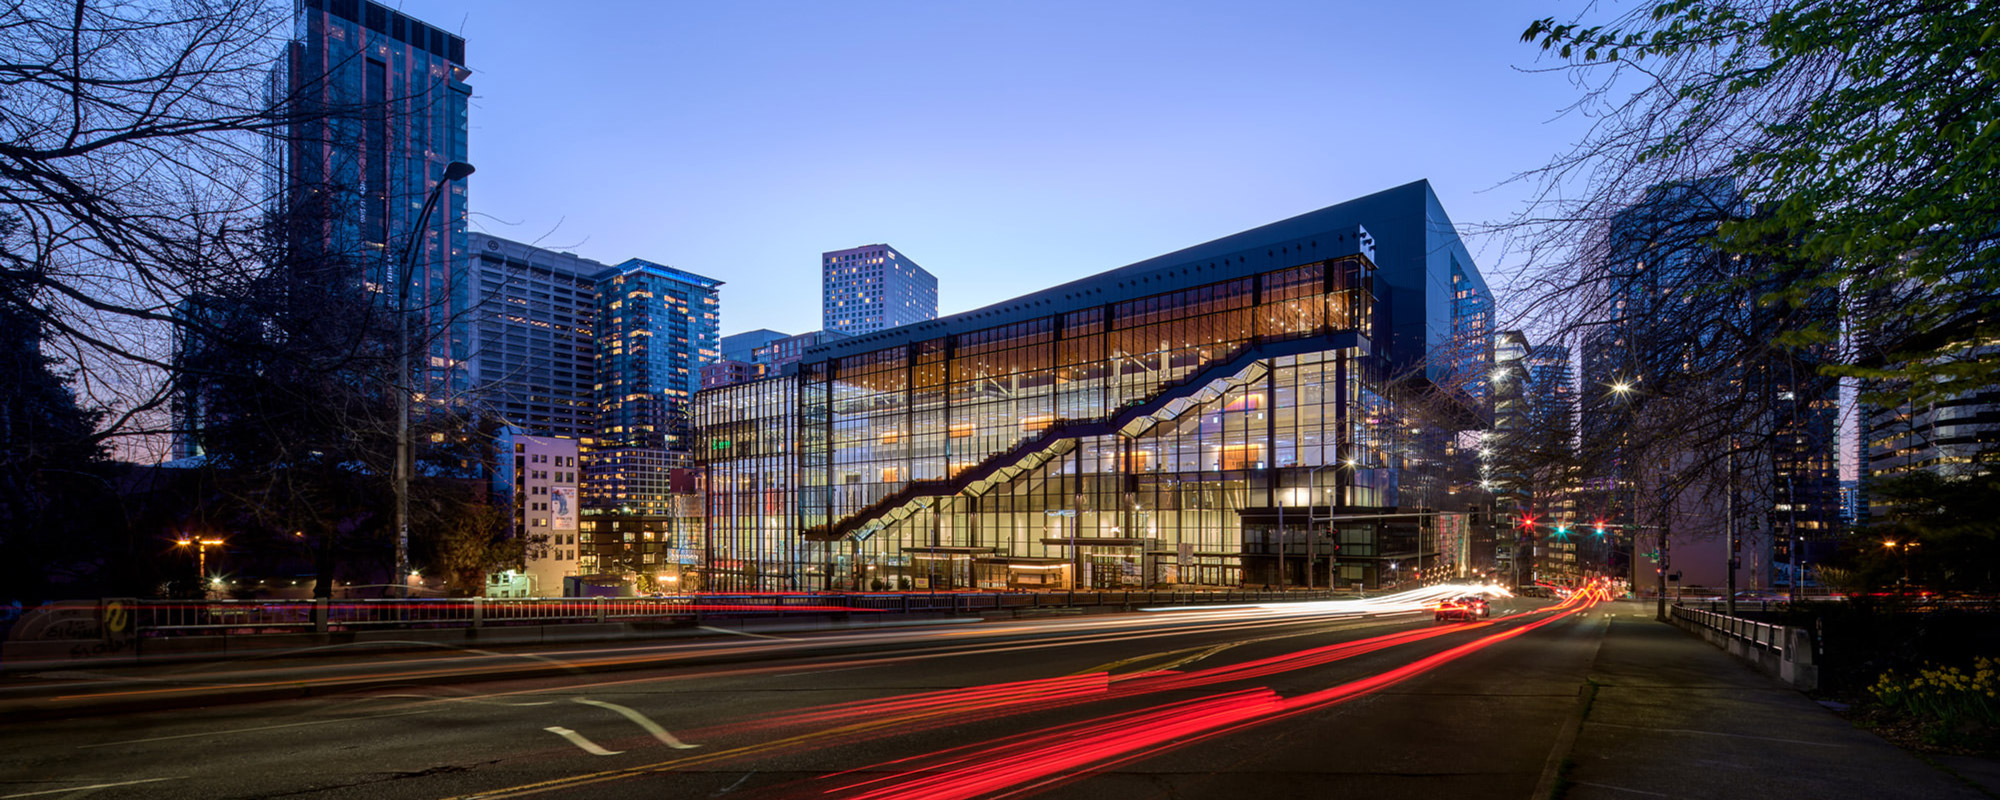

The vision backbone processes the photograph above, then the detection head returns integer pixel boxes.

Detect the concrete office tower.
[490,430,581,597]
[466,234,604,440]
[277,0,473,389]
[588,260,722,512]
[823,244,937,335]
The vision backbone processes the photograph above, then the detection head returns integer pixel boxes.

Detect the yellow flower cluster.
[1872,657,2000,728]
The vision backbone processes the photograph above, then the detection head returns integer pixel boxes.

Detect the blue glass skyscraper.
[587,260,722,512]
[277,0,472,385]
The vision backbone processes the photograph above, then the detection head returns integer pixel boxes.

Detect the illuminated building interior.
[699,181,1493,592]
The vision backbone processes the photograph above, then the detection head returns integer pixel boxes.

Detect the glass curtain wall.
[695,256,1461,592]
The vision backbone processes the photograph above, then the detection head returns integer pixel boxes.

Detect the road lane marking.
[1571,780,1671,796]
[573,698,700,749]
[76,708,444,748]
[544,726,624,756]
[698,627,795,641]
[373,691,557,707]
[1074,642,1243,676]
[714,771,755,794]
[448,610,1584,800]
[772,664,871,679]
[1,777,184,798]
[1069,615,1412,676]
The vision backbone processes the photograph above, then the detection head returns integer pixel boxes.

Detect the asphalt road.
[0,589,1615,800]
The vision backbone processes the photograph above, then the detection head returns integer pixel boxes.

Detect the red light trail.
[444,583,1611,799]
[813,589,1601,800]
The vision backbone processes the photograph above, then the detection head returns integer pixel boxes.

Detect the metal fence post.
[471,597,483,629]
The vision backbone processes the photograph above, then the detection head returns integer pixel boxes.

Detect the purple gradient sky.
[391,0,1593,334]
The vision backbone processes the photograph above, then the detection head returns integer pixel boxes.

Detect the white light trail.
[1139,583,1515,616]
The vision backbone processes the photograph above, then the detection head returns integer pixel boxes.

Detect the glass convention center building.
[696,180,1495,592]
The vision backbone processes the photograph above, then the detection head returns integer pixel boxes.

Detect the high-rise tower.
[466,234,603,440]
[278,0,473,386]
[587,260,722,512]
[822,244,937,335]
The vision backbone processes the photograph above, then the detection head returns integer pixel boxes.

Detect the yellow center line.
[1070,614,1412,677]
[443,611,1539,799]
[447,692,1040,799]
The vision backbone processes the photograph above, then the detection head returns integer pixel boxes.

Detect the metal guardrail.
[17,589,1335,641]
[1671,605,1788,654]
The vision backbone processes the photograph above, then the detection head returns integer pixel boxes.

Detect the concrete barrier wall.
[1669,608,1818,690]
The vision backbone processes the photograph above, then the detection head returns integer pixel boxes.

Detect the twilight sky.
[391,0,1594,336]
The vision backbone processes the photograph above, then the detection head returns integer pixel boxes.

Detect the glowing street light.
[175,537,225,584]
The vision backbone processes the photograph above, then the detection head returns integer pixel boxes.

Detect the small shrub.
[1870,657,2000,746]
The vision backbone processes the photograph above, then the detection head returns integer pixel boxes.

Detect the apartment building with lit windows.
[823,244,937,335]
[588,260,722,512]
[698,180,1494,592]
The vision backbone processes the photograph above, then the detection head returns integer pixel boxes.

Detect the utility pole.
[1726,448,1737,617]
[1277,501,1285,591]
[393,161,474,598]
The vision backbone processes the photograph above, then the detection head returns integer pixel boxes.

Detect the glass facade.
[700,253,1470,592]
[588,260,722,512]
[1449,257,1495,406]
[282,0,472,389]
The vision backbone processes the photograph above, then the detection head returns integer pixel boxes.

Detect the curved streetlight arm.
[393,161,473,597]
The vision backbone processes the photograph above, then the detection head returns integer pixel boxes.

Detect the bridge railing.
[1669,603,1817,689]
[1671,605,1789,654]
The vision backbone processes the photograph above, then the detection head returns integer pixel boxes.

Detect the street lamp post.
[1884,539,1919,587]
[393,161,474,598]
[176,537,225,597]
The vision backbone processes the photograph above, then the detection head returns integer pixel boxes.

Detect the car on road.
[1452,595,1491,618]
[1434,598,1481,622]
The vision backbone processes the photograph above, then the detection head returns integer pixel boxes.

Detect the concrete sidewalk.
[1561,600,1993,800]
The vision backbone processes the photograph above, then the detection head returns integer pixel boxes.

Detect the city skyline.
[384,0,1585,338]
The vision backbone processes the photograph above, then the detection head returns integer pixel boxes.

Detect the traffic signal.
[1554,524,1570,540]
[1592,519,1606,536]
